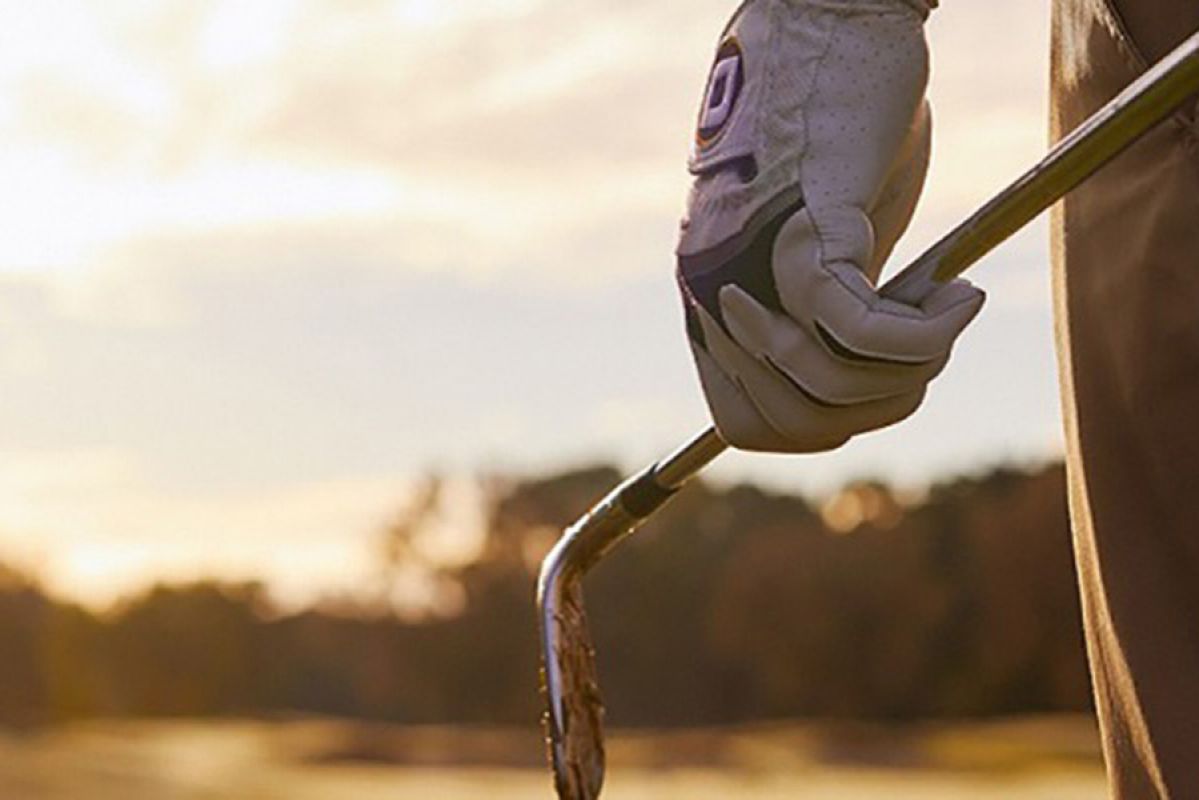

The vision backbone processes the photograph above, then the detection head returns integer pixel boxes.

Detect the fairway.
[0,717,1107,799]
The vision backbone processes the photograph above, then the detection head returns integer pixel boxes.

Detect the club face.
[540,576,606,800]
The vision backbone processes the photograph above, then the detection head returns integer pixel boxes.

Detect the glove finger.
[773,208,985,364]
[720,283,950,406]
[731,343,928,446]
[689,340,786,452]
[716,309,929,448]
[735,346,927,447]
[702,303,928,451]
[920,277,987,316]
[697,302,849,452]
[809,260,985,364]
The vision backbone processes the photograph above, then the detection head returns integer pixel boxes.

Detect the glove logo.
[696,38,744,150]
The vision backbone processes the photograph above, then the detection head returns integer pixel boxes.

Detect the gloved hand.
[677,0,984,453]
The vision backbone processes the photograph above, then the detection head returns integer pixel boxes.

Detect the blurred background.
[0,1,1106,797]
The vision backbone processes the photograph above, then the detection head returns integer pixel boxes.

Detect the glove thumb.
[808,204,878,283]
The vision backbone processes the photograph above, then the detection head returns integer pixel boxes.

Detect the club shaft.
[883,27,1199,303]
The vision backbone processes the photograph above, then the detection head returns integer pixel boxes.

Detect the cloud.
[0,0,1051,285]
[0,0,731,279]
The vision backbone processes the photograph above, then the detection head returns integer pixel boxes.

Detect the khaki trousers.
[1051,1,1199,796]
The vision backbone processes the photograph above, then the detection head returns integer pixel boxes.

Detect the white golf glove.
[677,0,983,453]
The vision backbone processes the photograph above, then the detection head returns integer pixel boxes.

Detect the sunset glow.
[0,1,1058,606]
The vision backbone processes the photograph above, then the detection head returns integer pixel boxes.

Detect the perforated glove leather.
[677,0,983,453]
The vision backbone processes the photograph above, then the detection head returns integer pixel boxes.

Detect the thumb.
[808,204,877,282]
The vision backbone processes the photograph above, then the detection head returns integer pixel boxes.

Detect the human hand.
[677,0,983,453]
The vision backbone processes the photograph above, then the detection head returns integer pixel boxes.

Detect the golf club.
[537,28,1199,800]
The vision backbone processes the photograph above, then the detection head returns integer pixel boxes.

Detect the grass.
[0,715,1107,799]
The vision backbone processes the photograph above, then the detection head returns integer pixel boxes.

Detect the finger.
[741,352,927,446]
[809,260,984,364]
[697,302,849,452]
[690,343,785,452]
[920,277,986,317]
[771,209,986,364]
[701,302,931,450]
[720,284,950,406]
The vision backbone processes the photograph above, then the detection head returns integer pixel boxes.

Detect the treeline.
[0,462,1092,728]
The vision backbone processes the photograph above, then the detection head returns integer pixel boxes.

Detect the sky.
[0,0,1059,607]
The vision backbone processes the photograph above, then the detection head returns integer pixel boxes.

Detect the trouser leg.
[1051,1,1199,796]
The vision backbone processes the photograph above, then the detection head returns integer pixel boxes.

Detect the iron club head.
[536,429,727,799]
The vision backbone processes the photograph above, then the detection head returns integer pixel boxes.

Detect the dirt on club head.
[544,579,606,800]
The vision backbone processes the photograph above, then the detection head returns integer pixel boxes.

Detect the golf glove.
[677,0,984,453]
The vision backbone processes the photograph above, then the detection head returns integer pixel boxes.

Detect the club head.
[536,430,728,799]
[537,482,645,800]
[538,564,606,800]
